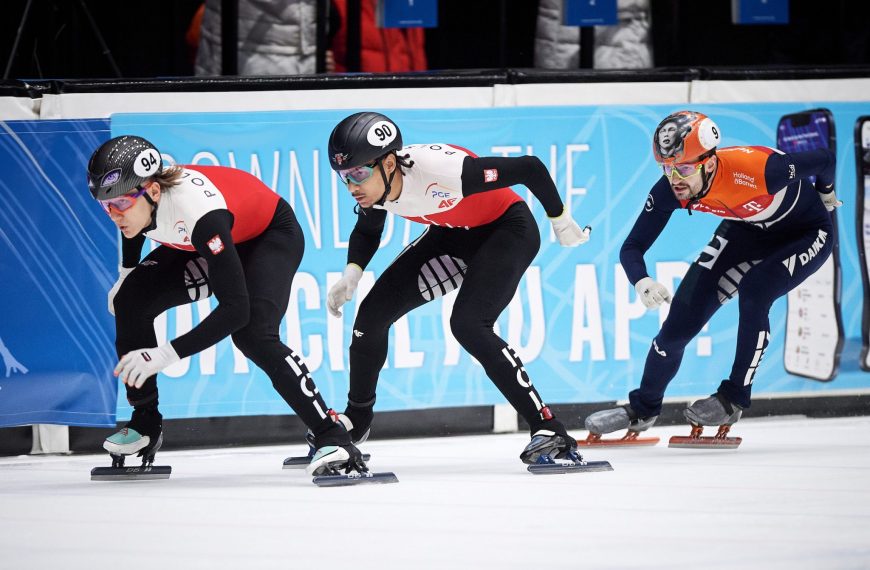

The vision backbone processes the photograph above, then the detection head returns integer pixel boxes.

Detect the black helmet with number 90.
[328,112,403,171]
[87,135,162,200]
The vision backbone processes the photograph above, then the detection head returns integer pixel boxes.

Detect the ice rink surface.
[2,416,869,570]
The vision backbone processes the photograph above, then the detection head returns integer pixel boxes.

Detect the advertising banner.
[106,103,870,421]
[0,119,116,427]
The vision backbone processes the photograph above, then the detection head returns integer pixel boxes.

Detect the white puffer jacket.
[534,0,653,70]
[195,0,318,76]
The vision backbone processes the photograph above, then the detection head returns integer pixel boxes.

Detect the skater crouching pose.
[87,135,362,476]
[585,111,839,445]
[325,111,592,464]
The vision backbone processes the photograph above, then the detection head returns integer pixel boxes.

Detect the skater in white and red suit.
[325,111,591,465]
[87,135,362,476]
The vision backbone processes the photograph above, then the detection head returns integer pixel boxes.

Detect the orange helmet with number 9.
[652,111,721,165]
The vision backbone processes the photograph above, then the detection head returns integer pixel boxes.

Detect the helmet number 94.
[367,121,398,148]
[133,149,160,177]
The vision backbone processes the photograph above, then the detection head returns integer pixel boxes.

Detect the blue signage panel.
[377,0,438,28]
[0,119,117,427]
[731,0,789,25]
[563,0,618,26]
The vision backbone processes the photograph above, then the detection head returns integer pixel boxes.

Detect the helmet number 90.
[367,121,398,148]
[133,149,160,178]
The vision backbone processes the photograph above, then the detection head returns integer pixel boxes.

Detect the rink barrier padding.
[2,395,868,456]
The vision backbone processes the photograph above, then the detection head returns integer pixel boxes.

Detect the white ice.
[2,416,869,570]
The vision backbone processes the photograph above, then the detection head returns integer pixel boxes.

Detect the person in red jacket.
[330,0,427,72]
[87,135,363,477]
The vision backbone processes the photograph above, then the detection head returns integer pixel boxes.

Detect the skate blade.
[577,434,660,447]
[668,436,742,449]
[90,465,172,481]
[312,471,398,487]
[283,453,371,469]
[527,460,613,474]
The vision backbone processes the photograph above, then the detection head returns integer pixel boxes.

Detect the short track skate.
[312,470,399,487]
[668,424,742,449]
[91,433,171,481]
[310,457,398,487]
[527,449,613,475]
[578,431,660,447]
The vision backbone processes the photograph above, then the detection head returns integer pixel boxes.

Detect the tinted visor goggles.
[99,186,147,214]
[338,163,377,185]
[662,155,713,180]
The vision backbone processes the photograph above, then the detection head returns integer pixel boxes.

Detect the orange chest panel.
[682,147,776,219]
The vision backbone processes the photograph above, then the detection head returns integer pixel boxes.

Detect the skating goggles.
[338,163,377,186]
[98,186,148,214]
[662,155,712,180]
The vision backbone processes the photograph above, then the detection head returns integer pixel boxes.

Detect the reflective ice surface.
[2,416,869,569]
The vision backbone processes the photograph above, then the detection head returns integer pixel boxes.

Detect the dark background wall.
[1,0,868,80]
[0,0,203,79]
[650,0,870,67]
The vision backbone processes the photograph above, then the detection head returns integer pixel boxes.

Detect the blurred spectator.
[195,0,320,75]
[535,0,652,69]
[185,2,205,67]
[330,0,427,72]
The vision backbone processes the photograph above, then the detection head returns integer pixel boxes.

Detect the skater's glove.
[817,184,842,212]
[549,208,591,247]
[108,265,135,316]
[115,343,180,389]
[327,264,363,317]
[635,277,671,309]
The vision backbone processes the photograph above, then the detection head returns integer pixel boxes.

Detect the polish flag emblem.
[484,169,498,183]
[207,235,225,255]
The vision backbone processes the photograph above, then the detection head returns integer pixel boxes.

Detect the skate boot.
[301,418,398,486]
[92,408,170,480]
[684,392,743,426]
[283,409,372,469]
[520,419,580,464]
[522,423,613,474]
[669,390,743,449]
[304,419,366,476]
[581,404,660,447]
[306,442,367,477]
[103,406,163,457]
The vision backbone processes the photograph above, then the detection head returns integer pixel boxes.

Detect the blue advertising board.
[377,0,438,28]
[0,119,116,427]
[563,0,618,26]
[103,103,870,422]
[731,0,789,25]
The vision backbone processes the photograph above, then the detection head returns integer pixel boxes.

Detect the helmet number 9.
[367,121,398,148]
[133,149,160,177]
